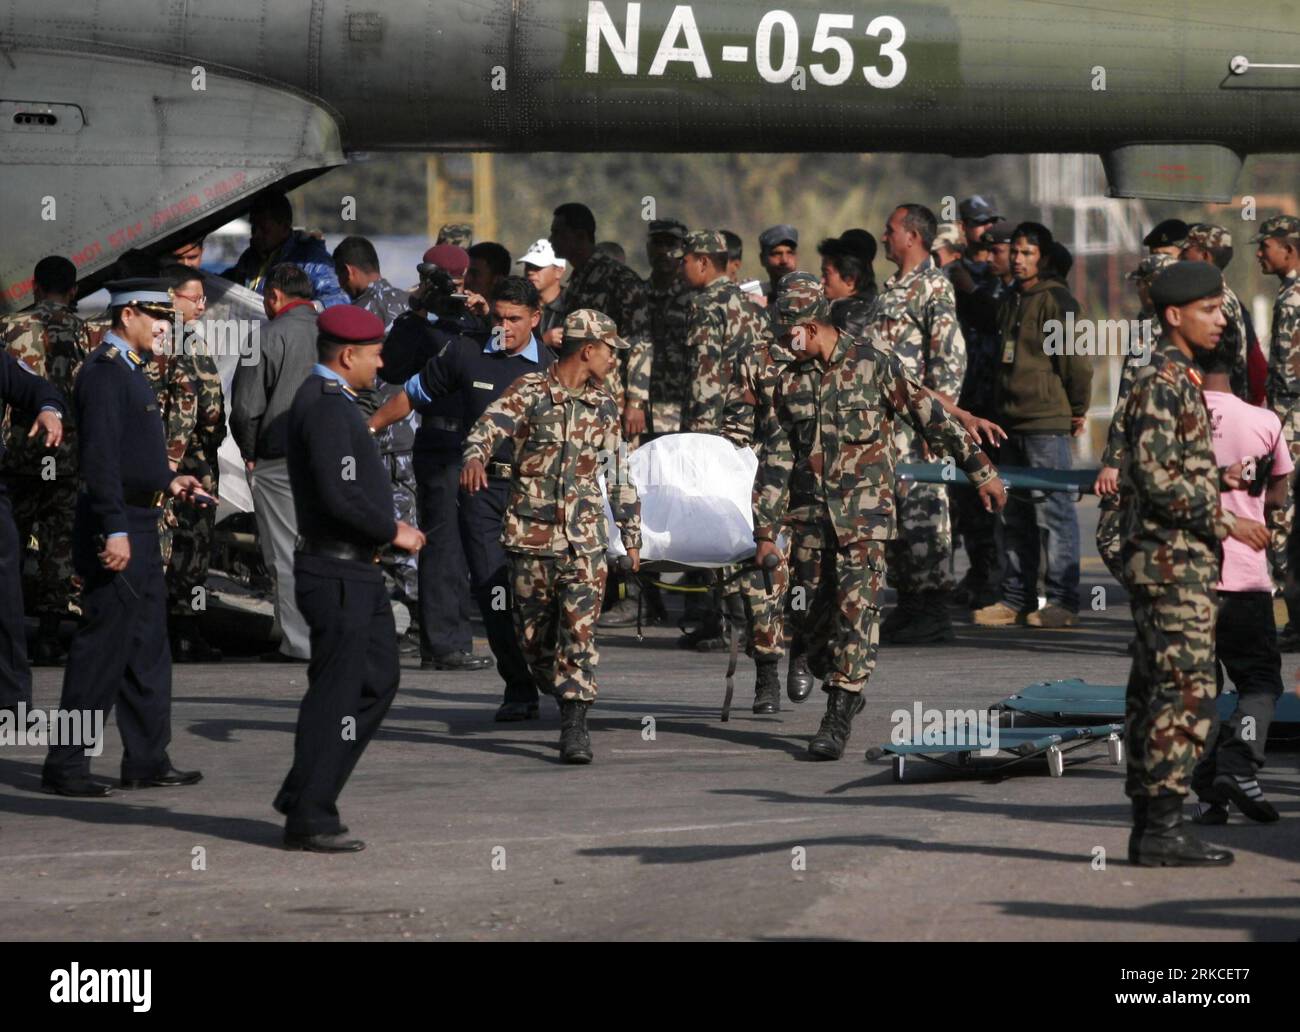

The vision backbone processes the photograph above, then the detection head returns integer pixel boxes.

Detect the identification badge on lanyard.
[1001,333,1017,364]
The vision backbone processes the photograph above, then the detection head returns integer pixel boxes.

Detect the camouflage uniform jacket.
[734,326,797,461]
[463,365,642,557]
[143,343,198,468]
[1119,341,1237,587]
[646,275,694,433]
[1100,315,1161,469]
[1267,269,1300,422]
[684,275,764,442]
[754,331,995,548]
[355,276,416,455]
[560,251,652,407]
[0,300,90,476]
[872,256,967,399]
[173,326,227,481]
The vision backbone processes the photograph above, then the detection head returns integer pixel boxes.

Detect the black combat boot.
[888,590,956,645]
[31,612,66,666]
[1127,795,1149,864]
[558,698,593,764]
[170,615,223,662]
[1134,794,1234,867]
[786,651,814,703]
[879,593,920,643]
[807,687,866,761]
[753,657,781,714]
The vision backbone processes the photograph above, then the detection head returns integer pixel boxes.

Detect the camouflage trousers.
[791,521,887,693]
[8,473,79,615]
[1266,401,1300,590]
[1125,583,1218,798]
[1095,493,1126,584]
[739,533,792,660]
[379,452,419,613]
[510,549,608,702]
[886,480,954,596]
[167,478,219,619]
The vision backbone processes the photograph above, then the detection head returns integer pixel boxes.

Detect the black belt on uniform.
[423,416,463,433]
[296,537,382,564]
[123,489,165,508]
[487,461,513,480]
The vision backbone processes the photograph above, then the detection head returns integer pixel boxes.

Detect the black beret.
[1143,218,1189,249]
[982,224,1014,244]
[1149,261,1223,310]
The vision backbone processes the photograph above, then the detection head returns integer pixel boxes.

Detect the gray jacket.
[230,303,319,461]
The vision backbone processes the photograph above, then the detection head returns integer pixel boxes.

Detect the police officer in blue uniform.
[41,280,212,797]
[0,351,65,713]
[273,305,425,853]
[369,276,552,721]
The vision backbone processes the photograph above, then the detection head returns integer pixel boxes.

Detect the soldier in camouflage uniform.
[872,205,968,643]
[436,223,473,249]
[737,273,811,707]
[549,204,651,636]
[1095,254,1173,582]
[160,266,228,662]
[0,256,90,664]
[600,219,693,630]
[671,231,764,654]
[1118,260,1267,867]
[755,275,1004,761]
[1253,216,1300,646]
[1180,225,1251,402]
[462,310,641,764]
[334,237,421,647]
[644,219,693,436]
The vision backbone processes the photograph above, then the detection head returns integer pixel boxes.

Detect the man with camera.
[378,246,491,673]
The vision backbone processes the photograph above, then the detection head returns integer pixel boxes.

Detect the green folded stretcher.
[866,723,1125,781]
[994,678,1300,729]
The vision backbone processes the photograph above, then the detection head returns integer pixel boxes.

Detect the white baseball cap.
[518,238,566,270]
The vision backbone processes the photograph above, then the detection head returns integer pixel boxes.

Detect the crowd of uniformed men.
[1,187,1297,857]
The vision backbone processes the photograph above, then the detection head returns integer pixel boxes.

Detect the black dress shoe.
[495,701,541,722]
[284,831,365,853]
[423,650,492,671]
[41,775,113,798]
[119,766,204,789]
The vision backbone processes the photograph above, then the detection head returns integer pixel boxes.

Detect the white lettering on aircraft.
[585,3,908,88]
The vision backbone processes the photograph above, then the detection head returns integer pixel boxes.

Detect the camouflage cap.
[669,229,728,258]
[562,308,629,350]
[1249,215,1300,244]
[436,223,473,248]
[1126,252,1178,283]
[933,223,965,252]
[1183,223,1232,250]
[774,271,829,325]
[647,219,687,240]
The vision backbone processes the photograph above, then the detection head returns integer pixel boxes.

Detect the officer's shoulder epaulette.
[321,379,343,394]
[1154,354,1196,389]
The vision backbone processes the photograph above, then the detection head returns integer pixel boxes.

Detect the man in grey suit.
[231,264,320,661]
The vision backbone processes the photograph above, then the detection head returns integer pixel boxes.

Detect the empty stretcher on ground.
[866,723,1125,782]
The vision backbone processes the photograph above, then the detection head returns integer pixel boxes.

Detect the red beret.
[317,305,385,344]
[421,244,470,277]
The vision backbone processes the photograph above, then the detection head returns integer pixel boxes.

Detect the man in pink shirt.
[1194,343,1290,824]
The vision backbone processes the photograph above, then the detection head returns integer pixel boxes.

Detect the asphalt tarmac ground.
[2,499,1297,941]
